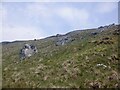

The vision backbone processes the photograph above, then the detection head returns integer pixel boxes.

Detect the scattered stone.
[111,54,119,60]
[89,82,101,89]
[115,84,120,88]
[96,64,107,68]
[98,23,116,32]
[108,54,119,61]
[108,72,118,81]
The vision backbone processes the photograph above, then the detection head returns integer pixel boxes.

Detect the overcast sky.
[1,0,118,42]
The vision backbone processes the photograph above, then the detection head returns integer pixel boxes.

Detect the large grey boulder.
[19,44,38,60]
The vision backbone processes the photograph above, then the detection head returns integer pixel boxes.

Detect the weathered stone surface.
[19,44,38,60]
[56,35,75,46]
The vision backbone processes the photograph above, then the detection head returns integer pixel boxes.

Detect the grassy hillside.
[2,24,120,88]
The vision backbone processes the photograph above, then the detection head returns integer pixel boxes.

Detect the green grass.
[2,25,119,88]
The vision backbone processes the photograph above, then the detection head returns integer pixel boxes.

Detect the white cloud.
[57,7,90,29]
[0,4,7,21]
[25,3,90,30]
[24,3,61,34]
[0,4,8,42]
[0,8,6,20]
[25,3,52,19]
[96,2,117,14]
[1,3,50,42]
[1,2,118,42]
[2,0,119,2]
[2,26,45,41]
[58,7,89,22]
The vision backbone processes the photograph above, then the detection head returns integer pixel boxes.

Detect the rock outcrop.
[55,35,75,46]
[19,44,38,60]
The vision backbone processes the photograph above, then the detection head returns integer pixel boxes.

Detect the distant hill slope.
[2,24,120,88]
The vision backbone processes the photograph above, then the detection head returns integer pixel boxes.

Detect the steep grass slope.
[2,24,120,88]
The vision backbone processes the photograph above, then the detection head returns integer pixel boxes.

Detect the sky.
[1,0,118,42]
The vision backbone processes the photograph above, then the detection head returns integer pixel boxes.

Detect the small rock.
[101,53,105,57]
[102,37,110,40]
[96,64,107,68]
[91,32,98,35]
[85,56,89,60]
[44,76,48,81]
[89,82,100,89]
[39,58,43,62]
[4,67,8,71]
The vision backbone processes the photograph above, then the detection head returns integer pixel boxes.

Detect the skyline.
[1,1,118,42]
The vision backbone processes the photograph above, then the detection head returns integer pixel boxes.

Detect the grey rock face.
[56,35,74,46]
[20,44,38,60]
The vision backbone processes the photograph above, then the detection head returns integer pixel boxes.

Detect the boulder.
[34,39,37,41]
[91,32,98,35]
[56,36,74,46]
[56,34,62,37]
[19,44,38,60]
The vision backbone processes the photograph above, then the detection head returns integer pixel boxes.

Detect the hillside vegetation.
[2,24,120,88]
